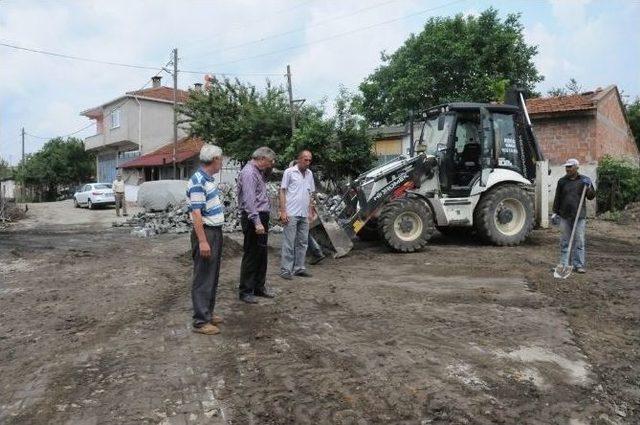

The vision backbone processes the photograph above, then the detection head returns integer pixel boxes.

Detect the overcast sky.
[1,0,638,165]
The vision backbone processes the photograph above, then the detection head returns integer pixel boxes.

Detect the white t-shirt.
[112,180,125,193]
[280,165,315,217]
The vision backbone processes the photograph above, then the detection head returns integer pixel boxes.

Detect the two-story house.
[80,76,189,183]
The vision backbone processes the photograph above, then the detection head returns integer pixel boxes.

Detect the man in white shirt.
[279,150,316,279]
[112,173,127,217]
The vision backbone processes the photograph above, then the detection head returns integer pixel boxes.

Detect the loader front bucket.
[310,202,354,258]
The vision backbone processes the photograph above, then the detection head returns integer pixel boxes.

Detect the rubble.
[112,181,286,237]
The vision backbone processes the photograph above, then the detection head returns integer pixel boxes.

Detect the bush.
[596,155,640,212]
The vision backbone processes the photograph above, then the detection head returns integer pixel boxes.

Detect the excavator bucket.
[310,201,354,259]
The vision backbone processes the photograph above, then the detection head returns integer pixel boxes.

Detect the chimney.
[193,82,203,92]
[151,76,162,88]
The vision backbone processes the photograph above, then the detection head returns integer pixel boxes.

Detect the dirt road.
[0,201,638,424]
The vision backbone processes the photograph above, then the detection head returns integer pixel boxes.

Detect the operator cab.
[417,102,537,197]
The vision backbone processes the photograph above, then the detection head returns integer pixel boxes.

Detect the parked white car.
[73,183,115,209]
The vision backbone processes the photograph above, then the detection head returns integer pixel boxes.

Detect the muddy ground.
[0,200,638,424]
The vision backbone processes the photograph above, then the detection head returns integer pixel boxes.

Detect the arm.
[239,170,260,226]
[188,182,211,258]
[552,180,562,214]
[279,170,290,224]
[191,209,211,258]
[308,174,316,219]
[279,188,289,224]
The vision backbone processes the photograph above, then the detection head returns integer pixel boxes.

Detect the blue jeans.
[280,216,309,275]
[307,234,324,258]
[559,217,586,268]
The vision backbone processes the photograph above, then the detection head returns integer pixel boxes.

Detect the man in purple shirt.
[237,146,277,304]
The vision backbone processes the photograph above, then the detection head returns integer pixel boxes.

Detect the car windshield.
[419,114,454,155]
[93,184,112,190]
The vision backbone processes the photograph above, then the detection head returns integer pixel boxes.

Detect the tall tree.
[179,77,292,165]
[288,89,376,184]
[0,157,11,180]
[359,8,543,125]
[15,137,94,201]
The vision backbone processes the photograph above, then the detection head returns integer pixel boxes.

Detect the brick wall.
[594,91,640,163]
[531,115,597,166]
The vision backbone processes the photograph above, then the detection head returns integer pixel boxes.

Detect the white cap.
[563,158,579,167]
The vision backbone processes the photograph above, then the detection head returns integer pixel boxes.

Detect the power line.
[190,0,468,68]
[0,40,277,77]
[182,0,316,53]
[189,0,406,59]
[0,41,164,71]
[23,56,174,141]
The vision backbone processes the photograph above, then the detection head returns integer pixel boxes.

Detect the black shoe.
[294,270,313,277]
[255,288,276,298]
[240,294,259,304]
[280,272,293,280]
[309,255,326,265]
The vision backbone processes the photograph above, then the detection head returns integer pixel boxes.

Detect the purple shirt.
[237,161,270,225]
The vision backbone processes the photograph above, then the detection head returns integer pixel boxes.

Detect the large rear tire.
[474,184,534,246]
[379,198,435,252]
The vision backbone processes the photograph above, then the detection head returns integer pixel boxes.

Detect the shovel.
[554,184,588,279]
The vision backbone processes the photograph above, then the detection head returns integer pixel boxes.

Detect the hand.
[309,209,317,222]
[279,211,289,224]
[580,175,592,186]
[551,213,560,226]
[199,241,211,259]
[255,223,266,235]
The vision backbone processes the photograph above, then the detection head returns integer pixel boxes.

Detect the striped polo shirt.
[186,168,224,227]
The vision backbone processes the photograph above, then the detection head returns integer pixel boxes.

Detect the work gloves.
[551,213,560,226]
[580,175,592,186]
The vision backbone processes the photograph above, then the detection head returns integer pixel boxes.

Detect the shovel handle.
[566,184,588,264]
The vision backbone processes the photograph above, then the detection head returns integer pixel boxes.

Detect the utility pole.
[286,65,295,134]
[21,127,25,164]
[172,48,178,179]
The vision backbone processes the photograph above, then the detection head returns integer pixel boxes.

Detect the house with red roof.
[526,85,638,167]
[80,76,195,183]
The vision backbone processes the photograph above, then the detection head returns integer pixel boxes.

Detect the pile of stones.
[113,182,285,237]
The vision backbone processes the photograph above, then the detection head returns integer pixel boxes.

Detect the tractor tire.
[357,219,380,241]
[379,198,435,253]
[474,184,534,246]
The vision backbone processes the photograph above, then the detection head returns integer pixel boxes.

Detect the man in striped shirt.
[187,144,225,335]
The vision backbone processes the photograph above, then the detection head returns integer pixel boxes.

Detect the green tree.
[0,157,12,180]
[547,77,582,97]
[288,89,376,184]
[15,137,94,201]
[625,97,640,150]
[359,8,543,125]
[179,77,292,165]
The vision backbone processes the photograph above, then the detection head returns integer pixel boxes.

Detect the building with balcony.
[80,76,190,183]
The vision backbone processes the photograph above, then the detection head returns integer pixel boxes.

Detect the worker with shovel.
[552,158,596,276]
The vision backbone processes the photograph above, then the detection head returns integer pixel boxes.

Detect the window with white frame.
[110,107,121,129]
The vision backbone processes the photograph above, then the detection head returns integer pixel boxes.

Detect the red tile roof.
[119,137,204,168]
[127,86,190,103]
[525,86,615,116]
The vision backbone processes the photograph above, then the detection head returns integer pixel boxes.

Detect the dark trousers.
[239,211,270,297]
[191,226,223,327]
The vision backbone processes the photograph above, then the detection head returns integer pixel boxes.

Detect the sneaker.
[294,270,313,278]
[309,255,326,265]
[255,288,276,298]
[280,272,293,280]
[193,323,220,335]
[211,315,223,325]
[575,267,586,274]
[240,294,259,304]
